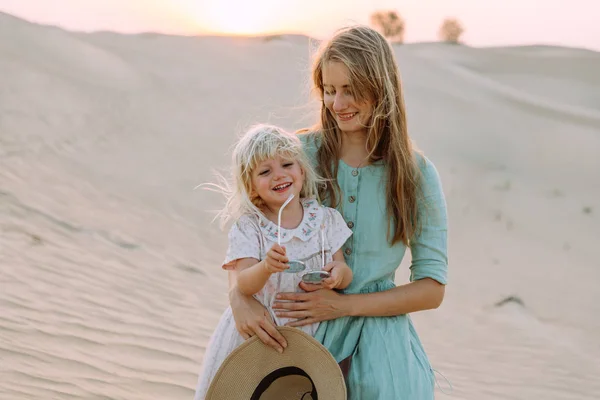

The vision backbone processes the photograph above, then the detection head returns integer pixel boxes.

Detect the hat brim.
[205,326,346,400]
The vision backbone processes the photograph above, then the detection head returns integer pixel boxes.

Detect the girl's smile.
[251,156,305,210]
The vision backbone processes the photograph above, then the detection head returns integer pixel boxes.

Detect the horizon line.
[2,10,599,53]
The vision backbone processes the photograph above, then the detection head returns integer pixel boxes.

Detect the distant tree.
[370,10,405,44]
[438,18,464,44]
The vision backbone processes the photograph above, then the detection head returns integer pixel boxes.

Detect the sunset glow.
[197,0,280,35]
[0,0,599,50]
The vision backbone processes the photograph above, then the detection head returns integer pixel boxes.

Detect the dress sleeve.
[409,156,449,284]
[324,207,353,255]
[222,215,262,270]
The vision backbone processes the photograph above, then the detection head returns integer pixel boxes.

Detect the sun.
[198,0,278,36]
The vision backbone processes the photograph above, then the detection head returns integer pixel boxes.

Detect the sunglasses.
[277,194,331,283]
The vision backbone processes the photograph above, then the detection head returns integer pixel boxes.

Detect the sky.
[1,0,598,51]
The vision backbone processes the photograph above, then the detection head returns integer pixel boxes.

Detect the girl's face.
[250,155,304,210]
[322,61,373,136]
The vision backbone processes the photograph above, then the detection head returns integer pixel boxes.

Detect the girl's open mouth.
[272,182,292,192]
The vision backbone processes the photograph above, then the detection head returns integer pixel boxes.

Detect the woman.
[228,25,448,399]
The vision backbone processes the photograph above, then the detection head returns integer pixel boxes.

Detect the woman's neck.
[261,199,304,229]
[341,131,370,168]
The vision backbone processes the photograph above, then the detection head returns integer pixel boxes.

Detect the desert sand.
[1,11,599,399]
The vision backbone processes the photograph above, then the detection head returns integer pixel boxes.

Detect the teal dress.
[299,133,448,400]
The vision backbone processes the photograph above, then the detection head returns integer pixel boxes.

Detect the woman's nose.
[333,93,348,112]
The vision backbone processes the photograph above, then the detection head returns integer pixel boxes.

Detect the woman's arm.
[220,216,288,350]
[345,278,444,316]
[228,270,288,352]
[272,278,443,326]
[274,158,448,325]
[336,156,448,317]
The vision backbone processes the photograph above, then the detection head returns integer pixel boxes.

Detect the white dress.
[193,198,352,400]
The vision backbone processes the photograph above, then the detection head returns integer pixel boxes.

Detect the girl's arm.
[236,243,290,295]
[236,258,271,295]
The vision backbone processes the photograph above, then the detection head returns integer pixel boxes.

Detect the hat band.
[251,366,318,400]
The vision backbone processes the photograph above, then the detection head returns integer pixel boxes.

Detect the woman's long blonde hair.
[208,124,323,228]
[306,25,421,246]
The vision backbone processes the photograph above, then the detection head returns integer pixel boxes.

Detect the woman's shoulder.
[414,151,441,182]
[413,151,445,200]
[296,129,321,164]
[296,128,322,148]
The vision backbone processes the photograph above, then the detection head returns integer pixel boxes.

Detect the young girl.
[193,124,353,400]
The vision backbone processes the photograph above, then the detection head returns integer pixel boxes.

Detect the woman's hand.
[272,288,350,327]
[229,287,287,353]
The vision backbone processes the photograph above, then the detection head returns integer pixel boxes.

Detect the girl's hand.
[303,261,350,291]
[272,288,349,327]
[321,261,349,290]
[264,244,289,273]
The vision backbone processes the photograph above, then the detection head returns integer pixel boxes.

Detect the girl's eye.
[283,162,293,168]
[258,170,269,176]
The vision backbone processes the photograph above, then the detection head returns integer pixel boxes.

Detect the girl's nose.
[272,166,286,179]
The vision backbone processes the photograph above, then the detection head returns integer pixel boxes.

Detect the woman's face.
[322,61,373,136]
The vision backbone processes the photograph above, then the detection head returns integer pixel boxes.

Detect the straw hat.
[205,326,346,400]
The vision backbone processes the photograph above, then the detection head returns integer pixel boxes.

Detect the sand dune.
[1,12,599,399]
